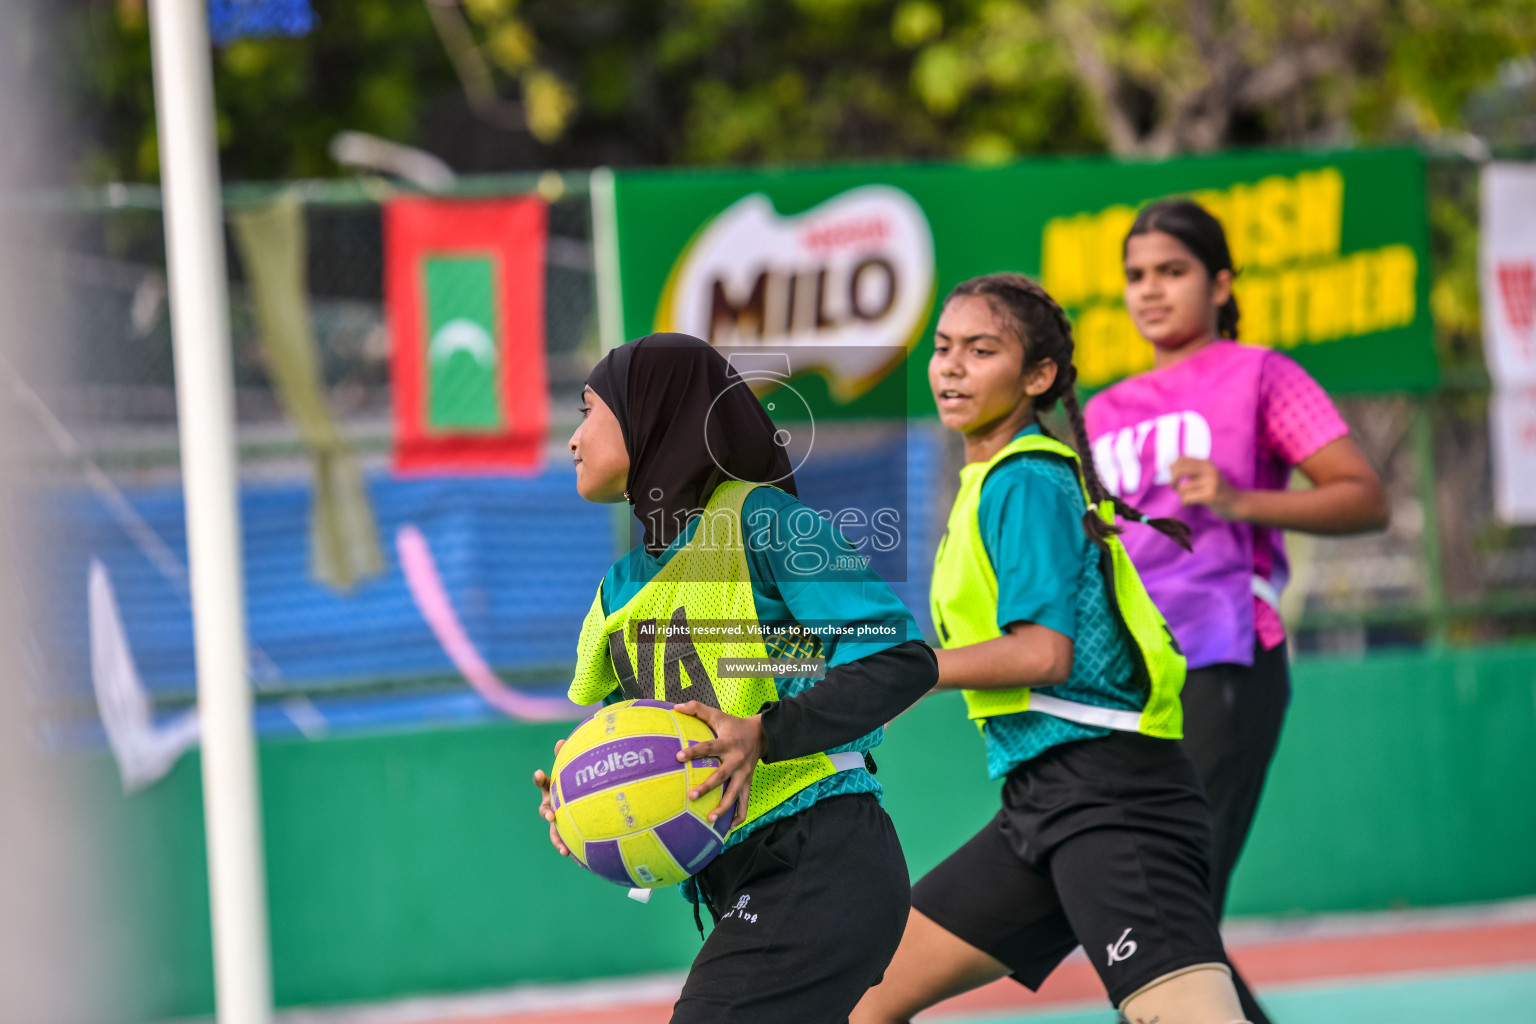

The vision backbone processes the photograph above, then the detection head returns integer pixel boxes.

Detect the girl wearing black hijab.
[533,334,938,1023]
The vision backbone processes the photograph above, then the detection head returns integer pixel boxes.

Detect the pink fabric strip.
[397,524,582,722]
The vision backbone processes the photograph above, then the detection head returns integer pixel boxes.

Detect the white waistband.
[1028,693,1142,732]
[1252,574,1281,610]
[827,750,866,772]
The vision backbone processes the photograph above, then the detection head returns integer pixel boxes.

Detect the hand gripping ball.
[550,699,736,888]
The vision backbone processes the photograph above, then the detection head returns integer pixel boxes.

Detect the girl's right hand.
[533,738,570,857]
[1170,456,1243,520]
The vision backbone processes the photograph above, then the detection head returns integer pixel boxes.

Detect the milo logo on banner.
[656,185,935,402]
[1044,167,1420,389]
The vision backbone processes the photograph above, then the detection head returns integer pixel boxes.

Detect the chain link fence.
[17,161,1536,705]
[36,175,600,467]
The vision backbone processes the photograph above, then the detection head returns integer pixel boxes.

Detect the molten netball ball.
[550,699,735,888]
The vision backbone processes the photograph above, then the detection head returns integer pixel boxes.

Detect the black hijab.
[585,333,797,557]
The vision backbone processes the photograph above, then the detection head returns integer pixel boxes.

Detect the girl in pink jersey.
[1085,199,1390,1024]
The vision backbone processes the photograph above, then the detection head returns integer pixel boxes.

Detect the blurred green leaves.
[64,0,451,180]
[892,1,942,48]
[55,0,1536,183]
[521,68,576,143]
[912,42,964,115]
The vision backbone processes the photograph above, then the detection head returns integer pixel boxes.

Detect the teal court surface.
[251,899,1536,1024]
[925,966,1536,1024]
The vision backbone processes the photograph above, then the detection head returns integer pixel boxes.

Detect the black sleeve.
[757,639,938,764]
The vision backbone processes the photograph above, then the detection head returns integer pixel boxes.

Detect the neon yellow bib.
[929,433,1184,738]
[568,480,843,833]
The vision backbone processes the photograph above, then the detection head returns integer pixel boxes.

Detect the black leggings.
[1179,641,1291,1024]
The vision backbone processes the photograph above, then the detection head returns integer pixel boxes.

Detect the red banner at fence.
[386,195,549,474]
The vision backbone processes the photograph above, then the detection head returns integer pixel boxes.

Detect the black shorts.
[672,793,910,1024]
[911,732,1229,1008]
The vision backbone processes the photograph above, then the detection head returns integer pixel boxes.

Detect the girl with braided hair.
[854,274,1250,1024]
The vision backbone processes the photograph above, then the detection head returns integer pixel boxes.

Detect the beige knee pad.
[1118,963,1251,1024]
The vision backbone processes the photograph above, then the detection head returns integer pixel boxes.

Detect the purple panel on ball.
[559,735,681,803]
[654,813,723,874]
[625,699,676,710]
[711,804,735,837]
[582,839,631,886]
[686,739,719,770]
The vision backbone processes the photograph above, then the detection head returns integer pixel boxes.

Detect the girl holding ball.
[533,333,937,1024]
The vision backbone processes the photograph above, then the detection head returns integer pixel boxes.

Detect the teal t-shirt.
[596,485,923,850]
[975,425,1140,778]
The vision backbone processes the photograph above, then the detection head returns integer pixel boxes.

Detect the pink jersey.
[1085,341,1348,668]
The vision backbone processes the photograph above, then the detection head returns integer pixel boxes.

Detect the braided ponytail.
[942,273,1192,553]
[1060,370,1192,552]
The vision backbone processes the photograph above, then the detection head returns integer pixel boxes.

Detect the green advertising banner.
[596,148,1435,416]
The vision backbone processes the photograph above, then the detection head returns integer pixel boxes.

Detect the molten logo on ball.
[550,699,734,889]
[572,746,657,788]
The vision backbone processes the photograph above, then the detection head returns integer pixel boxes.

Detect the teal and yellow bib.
[569,480,845,833]
[929,433,1185,738]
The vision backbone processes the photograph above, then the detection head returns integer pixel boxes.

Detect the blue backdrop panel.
[39,429,940,726]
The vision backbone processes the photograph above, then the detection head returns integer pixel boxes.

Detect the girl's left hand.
[673,701,763,827]
[533,739,570,858]
[1170,456,1244,520]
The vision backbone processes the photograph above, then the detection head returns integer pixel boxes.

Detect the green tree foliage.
[66,0,456,181]
[57,0,1536,180]
[904,0,1536,156]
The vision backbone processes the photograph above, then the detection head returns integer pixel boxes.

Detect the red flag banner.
[386,196,549,474]
[1499,261,1535,340]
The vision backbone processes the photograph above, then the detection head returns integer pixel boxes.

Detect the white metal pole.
[588,166,624,355]
[146,3,273,1023]
[587,168,633,557]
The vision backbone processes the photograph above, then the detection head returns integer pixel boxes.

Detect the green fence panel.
[1229,644,1536,915]
[95,645,1536,1020]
